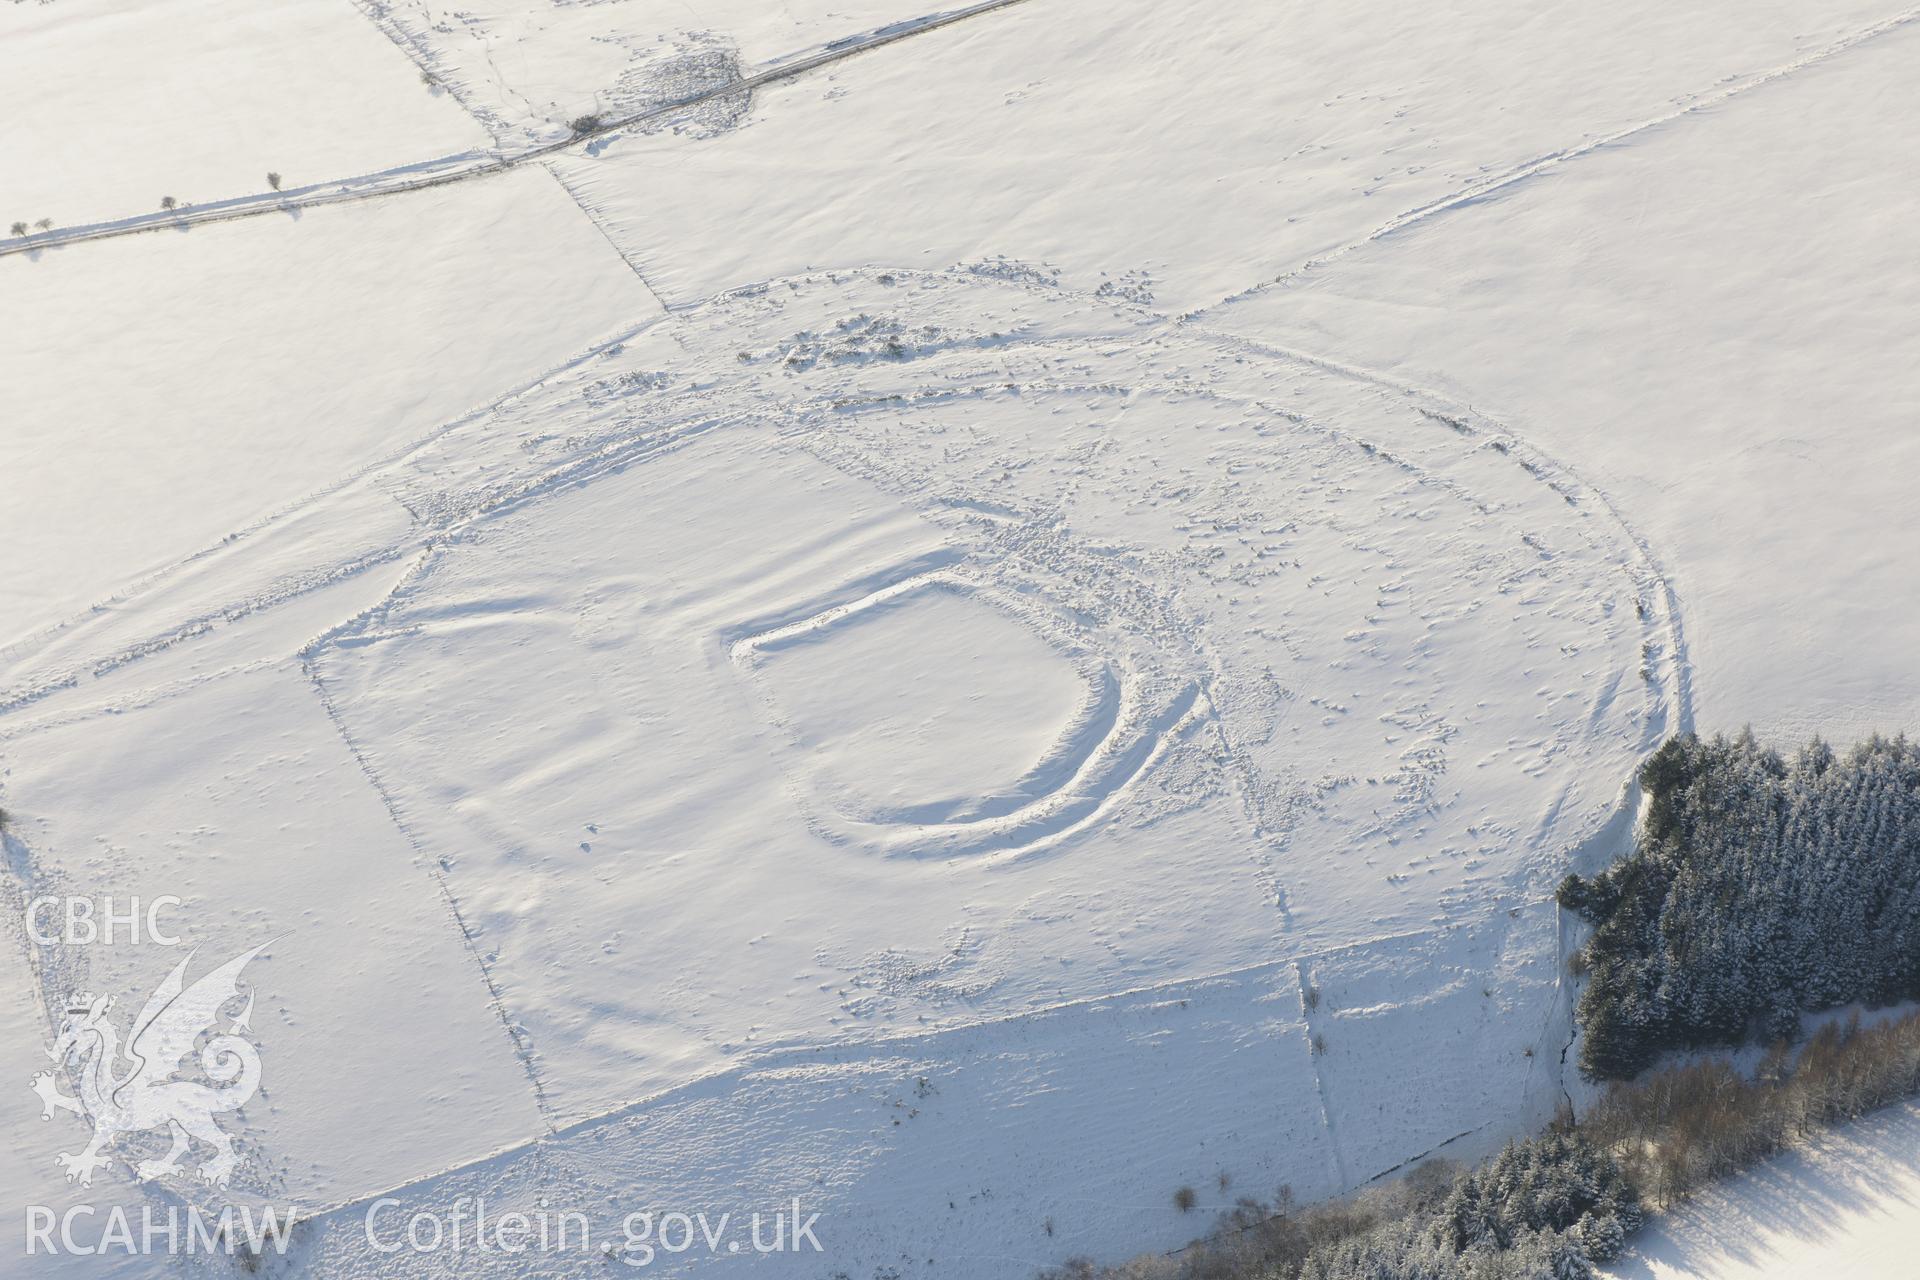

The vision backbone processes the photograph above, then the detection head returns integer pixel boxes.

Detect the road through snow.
[0,0,1032,263]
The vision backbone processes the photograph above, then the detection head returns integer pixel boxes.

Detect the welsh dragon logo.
[32,943,271,1188]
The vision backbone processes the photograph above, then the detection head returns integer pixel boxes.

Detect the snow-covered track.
[1197,4,1920,312]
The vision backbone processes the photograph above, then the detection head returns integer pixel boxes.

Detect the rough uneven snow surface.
[2,0,1916,1275]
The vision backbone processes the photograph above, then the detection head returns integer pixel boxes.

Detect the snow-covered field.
[2,1,1915,1275]
[1604,1101,1920,1280]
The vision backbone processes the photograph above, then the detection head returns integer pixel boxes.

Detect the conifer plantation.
[1561,731,1920,1080]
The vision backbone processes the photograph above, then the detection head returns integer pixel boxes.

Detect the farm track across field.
[1197,4,1920,313]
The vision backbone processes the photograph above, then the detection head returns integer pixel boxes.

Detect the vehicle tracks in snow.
[1197,5,1920,314]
